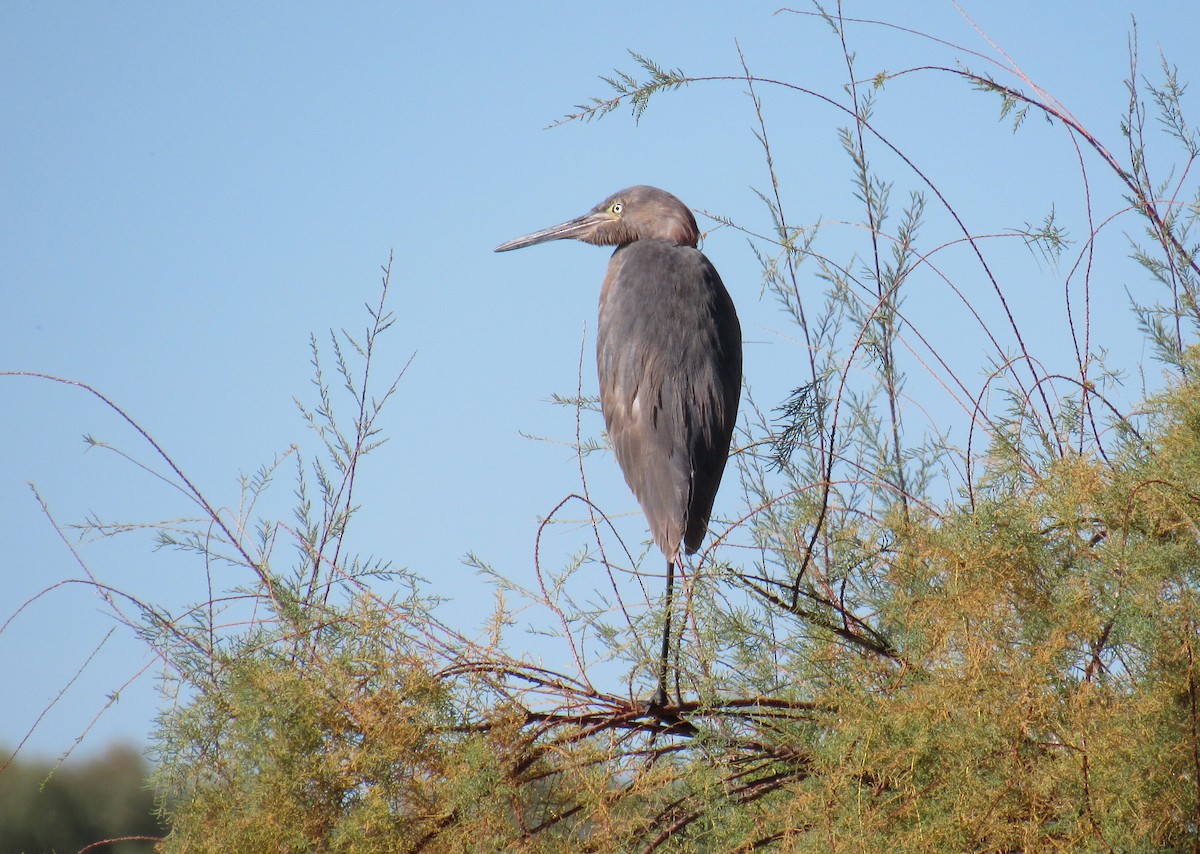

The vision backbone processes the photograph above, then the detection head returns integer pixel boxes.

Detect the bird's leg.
[652,555,675,708]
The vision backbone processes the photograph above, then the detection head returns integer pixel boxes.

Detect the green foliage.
[558,51,688,126]
[797,412,1200,849]
[156,599,522,851]
[0,744,163,852]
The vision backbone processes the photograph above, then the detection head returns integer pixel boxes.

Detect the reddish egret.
[495,185,742,706]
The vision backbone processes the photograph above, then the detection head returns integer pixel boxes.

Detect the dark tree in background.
[0,745,163,852]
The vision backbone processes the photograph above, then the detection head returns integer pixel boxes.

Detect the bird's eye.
[610,202,623,215]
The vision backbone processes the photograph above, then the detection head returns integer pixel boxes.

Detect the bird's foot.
[645,683,669,712]
[640,690,697,735]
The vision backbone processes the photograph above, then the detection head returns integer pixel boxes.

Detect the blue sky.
[3,2,1197,759]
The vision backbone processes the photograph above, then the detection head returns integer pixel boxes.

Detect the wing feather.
[597,241,741,563]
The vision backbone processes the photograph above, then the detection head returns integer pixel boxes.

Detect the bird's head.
[494,185,700,253]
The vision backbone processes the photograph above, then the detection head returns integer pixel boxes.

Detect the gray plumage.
[597,237,740,563]
[496,185,742,705]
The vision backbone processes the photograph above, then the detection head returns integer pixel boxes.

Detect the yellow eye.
[610,202,623,215]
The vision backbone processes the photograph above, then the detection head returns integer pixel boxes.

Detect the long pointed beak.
[494,211,609,252]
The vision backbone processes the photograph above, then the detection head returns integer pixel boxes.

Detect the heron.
[495,185,742,707]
